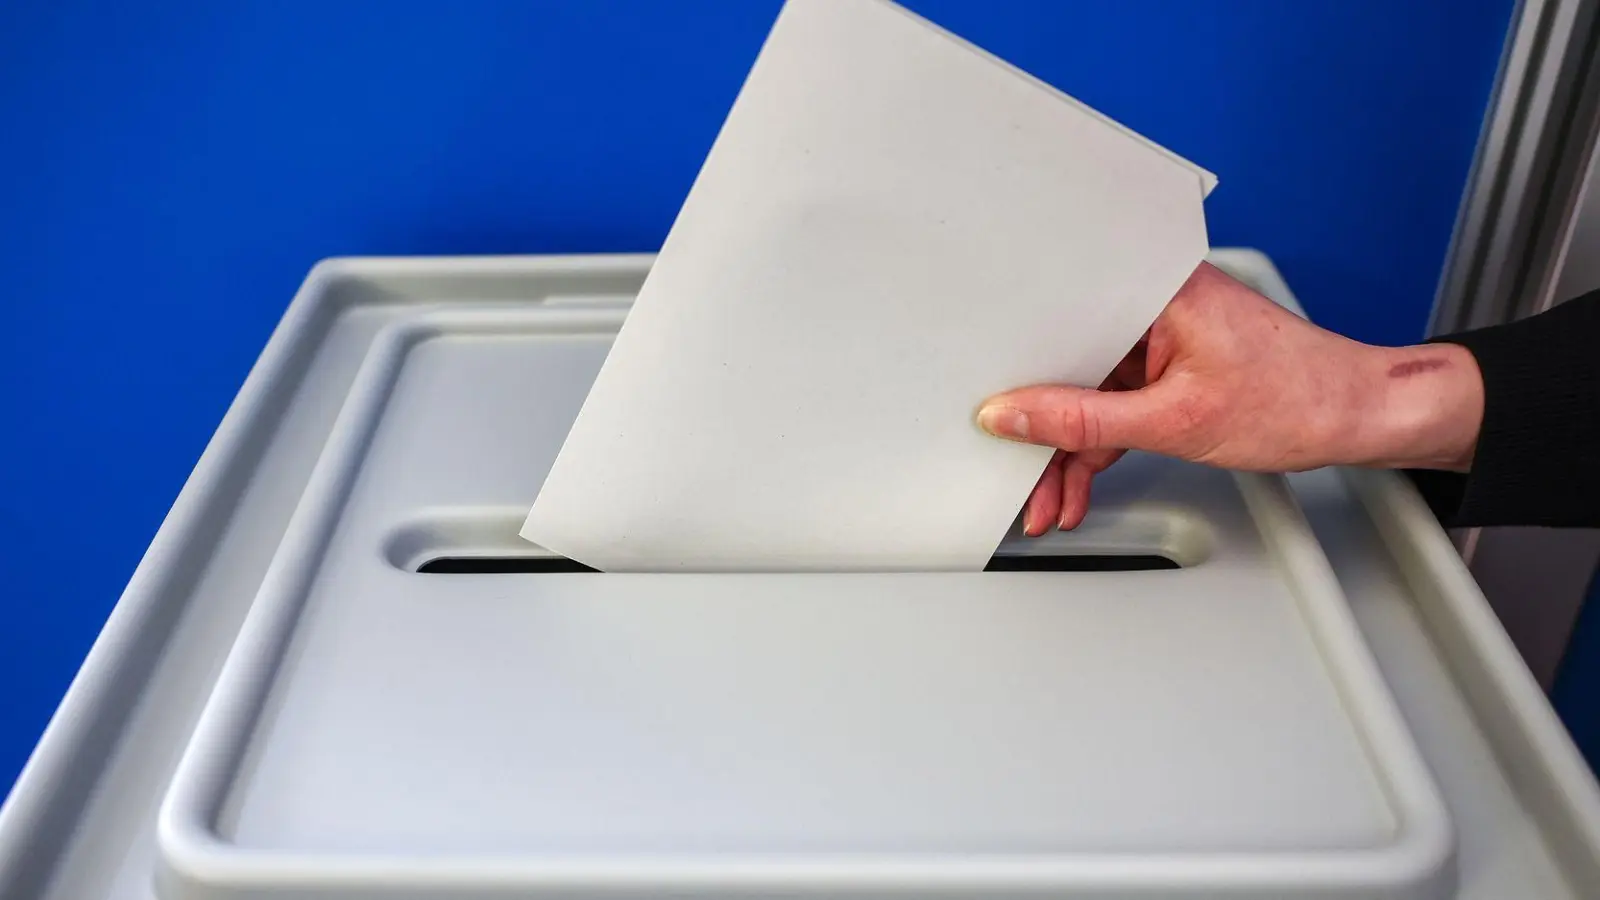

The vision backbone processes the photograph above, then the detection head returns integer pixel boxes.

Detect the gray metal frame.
[1431,0,1600,332]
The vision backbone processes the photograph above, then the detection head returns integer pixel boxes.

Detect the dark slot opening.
[982,554,1179,572]
[416,554,1178,574]
[418,557,599,574]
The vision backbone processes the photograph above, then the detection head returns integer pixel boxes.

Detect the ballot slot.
[416,555,598,573]
[413,554,1181,573]
[382,506,1208,575]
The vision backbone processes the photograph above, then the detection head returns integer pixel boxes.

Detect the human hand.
[976,262,1486,535]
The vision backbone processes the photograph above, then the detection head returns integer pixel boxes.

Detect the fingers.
[1022,451,1066,536]
[977,382,1171,454]
[1059,458,1095,531]
[1023,448,1126,536]
[1057,448,1125,530]
[991,374,1149,534]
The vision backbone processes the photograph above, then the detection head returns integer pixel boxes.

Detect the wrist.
[1357,342,1485,472]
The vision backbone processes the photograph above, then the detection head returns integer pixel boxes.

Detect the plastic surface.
[1,250,1597,900]
[151,294,1448,896]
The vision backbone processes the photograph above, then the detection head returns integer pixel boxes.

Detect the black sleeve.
[1403,288,1600,528]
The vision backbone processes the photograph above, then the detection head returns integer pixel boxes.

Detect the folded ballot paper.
[522,0,1215,572]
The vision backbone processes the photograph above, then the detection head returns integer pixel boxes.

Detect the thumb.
[976,383,1173,454]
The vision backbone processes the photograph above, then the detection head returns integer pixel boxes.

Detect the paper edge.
[857,0,1218,197]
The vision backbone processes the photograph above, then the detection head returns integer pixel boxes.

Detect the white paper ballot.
[523,0,1214,572]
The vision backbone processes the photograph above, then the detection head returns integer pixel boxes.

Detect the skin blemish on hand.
[1388,357,1450,378]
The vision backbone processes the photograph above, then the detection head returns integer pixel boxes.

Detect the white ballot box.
[1,251,1597,900]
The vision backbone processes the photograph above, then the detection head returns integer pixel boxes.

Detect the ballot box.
[2,250,1598,900]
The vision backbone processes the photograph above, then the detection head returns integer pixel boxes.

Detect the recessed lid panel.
[156,308,1453,900]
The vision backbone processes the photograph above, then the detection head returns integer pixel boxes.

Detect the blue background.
[0,0,1537,794]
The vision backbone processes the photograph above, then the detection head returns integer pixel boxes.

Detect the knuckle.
[1050,393,1097,450]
